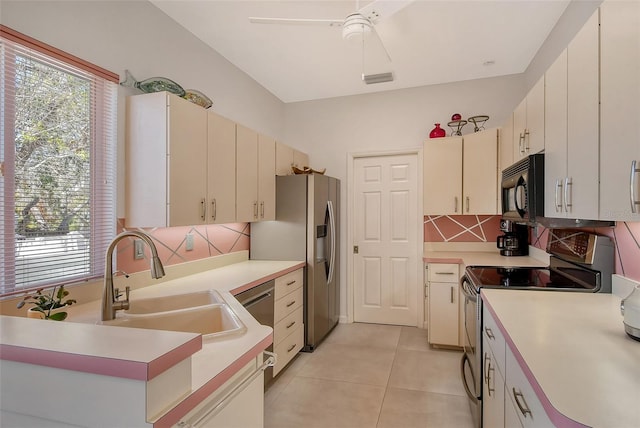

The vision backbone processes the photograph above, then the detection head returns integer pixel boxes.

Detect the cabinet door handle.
[555,179,563,212]
[631,160,640,213]
[484,326,495,340]
[253,201,258,219]
[564,177,573,211]
[260,201,265,218]
[512,388,533,418]
[286,280,296,286]
[200,198,206,220]
[287,344,297,353]
[465,196,470,213]
[518,133,525,154]
[450,286,454,303]
[454,197,458,213]
[523,130,530,151]
[286,300,296,308]
[286,321,296,329]
[211,198,217,221]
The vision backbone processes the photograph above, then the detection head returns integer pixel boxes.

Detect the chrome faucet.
[102,231,165,321]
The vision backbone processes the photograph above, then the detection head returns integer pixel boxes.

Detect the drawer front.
[274,306,303,345]
[273,324,303,376]
[428,263,460,283]
[506,347,554,428]
[275,286,303,322]
[275,268,303,299]
[483,307,506,377]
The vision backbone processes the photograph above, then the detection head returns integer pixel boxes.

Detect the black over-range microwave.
[501,153,544,223]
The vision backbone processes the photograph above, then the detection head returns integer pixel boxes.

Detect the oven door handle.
[460,353,479,403]
[460,276,477,301]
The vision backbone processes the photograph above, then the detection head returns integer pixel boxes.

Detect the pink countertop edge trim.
[153,334,273,427]
[0,334,201,381]
[230,262,305,295]
[481,291,589,428]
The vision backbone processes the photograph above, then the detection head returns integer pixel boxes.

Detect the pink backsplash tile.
[424,215,502,243]
[531,221,640,282]
[116,219,250,274]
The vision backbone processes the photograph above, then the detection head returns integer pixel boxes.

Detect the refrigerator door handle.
[327,200,336,284]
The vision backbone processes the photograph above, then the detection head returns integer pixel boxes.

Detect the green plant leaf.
[48,312,67,321]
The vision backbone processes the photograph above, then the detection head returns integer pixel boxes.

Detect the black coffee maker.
[497,219,529,256]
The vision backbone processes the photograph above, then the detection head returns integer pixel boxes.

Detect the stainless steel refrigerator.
[251,174,340,352]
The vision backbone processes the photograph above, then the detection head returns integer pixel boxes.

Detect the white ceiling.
[150,0,570,103]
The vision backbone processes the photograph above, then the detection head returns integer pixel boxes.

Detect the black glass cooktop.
[465,262,600,292]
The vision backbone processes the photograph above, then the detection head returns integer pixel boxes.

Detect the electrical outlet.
[134,239,144,260]
[185,233,194,251]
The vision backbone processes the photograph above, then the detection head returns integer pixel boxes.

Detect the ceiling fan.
[248,1,414,84]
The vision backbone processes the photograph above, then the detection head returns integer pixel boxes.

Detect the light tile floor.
[264,323,474,428]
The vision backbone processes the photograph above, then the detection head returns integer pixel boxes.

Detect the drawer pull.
[512,388,532,418]
[286,321,296,329]
[435,271,455,275]
[287,344,297,353]
[286,300,296,308]
[485,327,495,340]
[286,280,296,286]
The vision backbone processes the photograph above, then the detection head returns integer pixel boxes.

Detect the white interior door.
[353,154,419,326]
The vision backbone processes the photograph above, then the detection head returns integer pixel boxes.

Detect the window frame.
[1,25,119,296]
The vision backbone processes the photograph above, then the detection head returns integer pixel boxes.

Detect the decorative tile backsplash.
[116,219,250,274]
[532,221,640,282]
[424,215,502,243]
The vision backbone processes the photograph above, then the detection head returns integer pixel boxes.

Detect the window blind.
[1,26,118,295]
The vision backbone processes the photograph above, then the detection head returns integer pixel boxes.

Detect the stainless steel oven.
[460,229,614,428]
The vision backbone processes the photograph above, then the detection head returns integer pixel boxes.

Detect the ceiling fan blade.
[358,0,414,23]
[370,25,392,63]
[249,17,343,27]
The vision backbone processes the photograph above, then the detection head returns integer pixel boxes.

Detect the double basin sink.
[99,290,247,340]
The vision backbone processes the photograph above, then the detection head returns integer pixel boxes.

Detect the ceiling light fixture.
[342,13,371,40]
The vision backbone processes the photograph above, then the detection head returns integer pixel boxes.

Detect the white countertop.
[482,288,640,428]
[424,247,549,268]
[1,258,304,426]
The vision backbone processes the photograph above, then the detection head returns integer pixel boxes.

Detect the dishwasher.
[235,280,275,387]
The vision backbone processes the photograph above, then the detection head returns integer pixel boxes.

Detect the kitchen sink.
[100,304,246,340]
[124,289,225,315]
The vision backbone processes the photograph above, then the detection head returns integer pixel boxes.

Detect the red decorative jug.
[430,123,446,138]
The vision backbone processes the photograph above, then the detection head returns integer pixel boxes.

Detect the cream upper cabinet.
[424,129,498,215]
[275,142,294,175]
[545,11,600,220]
[207,112,236,224]
[599,0,640,221]
[125,91,208,227]
[276,141,309,175]
[463,129,498,215]
[499,113,515,171]
[514,76,545,161]
[258,134,276,221]
[236,125,276,222]
[424,136,463,215]
[236,125,260,222]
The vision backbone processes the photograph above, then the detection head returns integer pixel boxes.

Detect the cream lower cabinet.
[544,10,599,220]
[236,126,276,222]
[126,91,208,227]
[599,0,640,221]
[427,263,461,347]
[483,306,554,428]
[174,357,265,428]
[424,129,498,215]
[273,268,304,376]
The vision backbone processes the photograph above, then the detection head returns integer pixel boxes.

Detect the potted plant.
[17,285,77,321]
